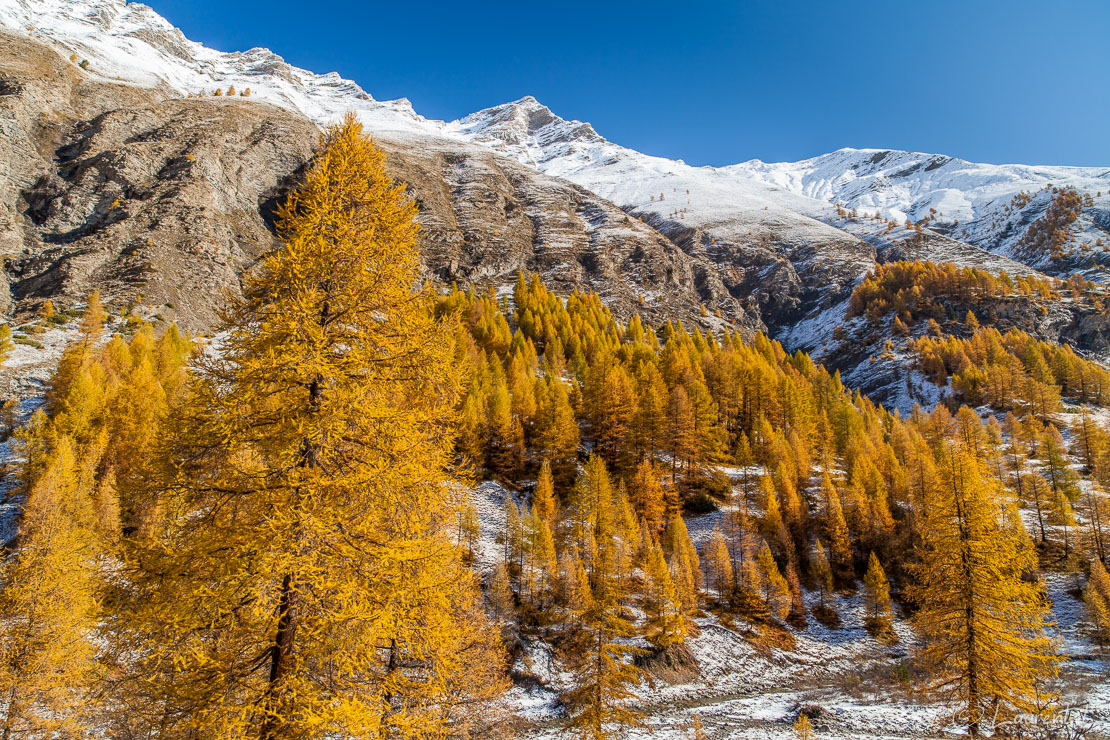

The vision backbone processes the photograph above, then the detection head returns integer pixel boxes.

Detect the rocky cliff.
[0,29,753,332]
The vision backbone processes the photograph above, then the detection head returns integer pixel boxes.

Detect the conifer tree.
[811,540,834,609]
[0,437,100,739]
[1021,472,1051,545]
[586,362,636,471]
[793,713,815,740]
[630,458,666,532]
[489,562,515,622]
[534,459,558,523]
[911,449,1059,735]
[824,483,854,582]
[1085,558,1110,642]
[458,498,481,563]
[705,529,733,605]
[564,461,643,738]
[122,115,505,737]
[755,541,791,621]
[863,551,893,635]
[761,474,792,561]
[632,363,667,459]
[666,384,697,483]
[561,553,593,617]
[503,495,524,579]
[539,384,578,476]
[1041,426,1080,502]
[0,324,11,365]
[529,510,558,604]
[722,503,749,578]
[664,514,701,611]
[785,560,807,627]
[1051,490,1079,564]
[643,535,686,649]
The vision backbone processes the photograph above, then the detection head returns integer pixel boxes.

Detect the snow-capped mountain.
[451,97,1110,270]
[728,148,1110,224]
[3,0,1108,339]
[7,0,1106,244]
[0,0,441,136]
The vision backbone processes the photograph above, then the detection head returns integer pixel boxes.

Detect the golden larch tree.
[564,457,644,738]
[910,448,1059,736]
[0,436,101,739]
[863,551,894,638]
[1086,558,1110,642]
[122,114,506,739]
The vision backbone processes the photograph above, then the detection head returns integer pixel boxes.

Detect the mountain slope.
[449,97,1070,337]
[0,17,750,330]
[3,0,1109,343]
[728,148,1110,270]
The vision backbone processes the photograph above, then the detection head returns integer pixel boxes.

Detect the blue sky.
[148,0,1109,167]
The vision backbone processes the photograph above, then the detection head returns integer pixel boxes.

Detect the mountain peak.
[449,96,602,155]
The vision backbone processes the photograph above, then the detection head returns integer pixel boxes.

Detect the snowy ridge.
[5,0,1106,274]
[0,0,443,136]
[449,97,857,249]
[726,147,1110,225]
[452,98,1110,270]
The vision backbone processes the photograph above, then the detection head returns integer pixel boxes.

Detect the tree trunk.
[2,685,17,740]
[967,607,979,736]
[261,294,327,737]
[261,572,298,740]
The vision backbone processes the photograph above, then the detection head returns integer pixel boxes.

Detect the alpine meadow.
[1,1,1110,738]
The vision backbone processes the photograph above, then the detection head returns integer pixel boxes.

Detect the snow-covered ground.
[475,466,1110,739]
[0,319,91,545]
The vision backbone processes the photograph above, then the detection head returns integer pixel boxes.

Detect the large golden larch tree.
[124,114,506,739]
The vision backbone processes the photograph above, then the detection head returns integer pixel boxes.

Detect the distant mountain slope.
[0,11,750,330]
[449,97,1064,336]
[3,0,1108,345]
[728,148,1110,268]
[452,98,1109,277]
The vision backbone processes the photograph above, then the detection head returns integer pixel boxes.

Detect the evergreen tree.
[911,449,1059,735]
[863,551,893,634]
[122,115,506,737]
[0,437,100,739]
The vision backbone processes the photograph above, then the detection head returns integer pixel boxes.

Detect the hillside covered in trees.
[0,116,1108,739]
[0,3,1109,737]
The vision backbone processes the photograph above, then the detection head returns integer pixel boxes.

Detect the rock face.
[0,30,754,332]
[378,131,753,330]
[1,30,319,327]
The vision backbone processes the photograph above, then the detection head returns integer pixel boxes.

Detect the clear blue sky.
[148,0,1109,167]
